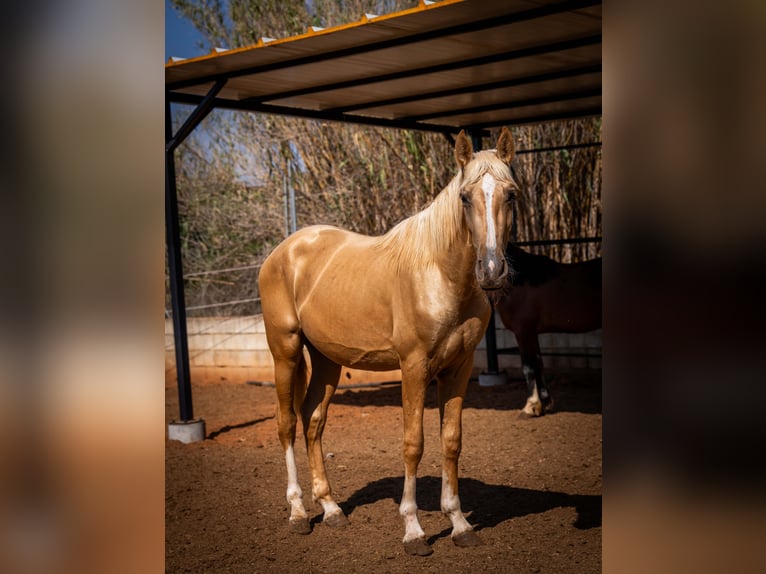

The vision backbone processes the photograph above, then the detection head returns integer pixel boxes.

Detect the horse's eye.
[460,193,471,206]
[506,191,517,204]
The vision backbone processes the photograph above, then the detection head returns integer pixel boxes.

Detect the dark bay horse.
[258,129,518,555]
[496,244,602,417]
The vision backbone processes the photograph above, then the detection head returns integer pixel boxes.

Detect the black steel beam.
[326,62,601,115]
[516,141,602,155]
[165,98,194,422]
[166,0,602,91]
[517,236,602,247]
[164,78,230,423]
[168,91,600,135]
[246,35,601,108]
[166,78,227,153]
[168,91,466,135]
[463,105,602,131]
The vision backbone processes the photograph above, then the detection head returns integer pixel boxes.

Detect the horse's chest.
[417,303,488,364]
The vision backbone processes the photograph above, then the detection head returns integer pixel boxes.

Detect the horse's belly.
[539,307,600,333]
[300,307,399,371]
[312,339,400,371]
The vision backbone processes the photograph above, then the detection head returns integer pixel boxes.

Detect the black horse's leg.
[517,330,548,417]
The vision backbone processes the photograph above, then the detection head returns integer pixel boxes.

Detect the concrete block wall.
[164,315,400,385]
[474,316,602,373]
[165,313,601,385]
[164,316,275,384]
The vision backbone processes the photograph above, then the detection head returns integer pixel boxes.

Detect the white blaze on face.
[481,173,497,269]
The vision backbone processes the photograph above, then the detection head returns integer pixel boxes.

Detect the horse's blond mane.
[373,151,513,270]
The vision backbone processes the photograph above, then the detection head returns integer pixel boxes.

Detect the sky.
[165,0,208,62]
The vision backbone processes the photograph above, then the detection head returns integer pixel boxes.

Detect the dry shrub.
[166,1,602,315]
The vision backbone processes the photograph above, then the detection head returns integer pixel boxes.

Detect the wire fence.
[164,315,262,372]
[164,261,263,318]
[186,297,261,312]
[184,263,262,278]
[165,236,602,321]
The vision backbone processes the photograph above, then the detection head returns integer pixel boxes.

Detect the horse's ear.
[454,130,473,168]
[496,127,515,164]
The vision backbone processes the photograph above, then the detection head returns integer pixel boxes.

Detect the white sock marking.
[285,445,307,519]
[441,470,472,536]
[400,475,426,542]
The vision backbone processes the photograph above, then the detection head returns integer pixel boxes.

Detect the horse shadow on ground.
[207,415,275,440]
[330,371,601,415]
[333,475,600,544]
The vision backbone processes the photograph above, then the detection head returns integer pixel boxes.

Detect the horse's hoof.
[323,511,349,528]
[543,399,555,413]
[518,410,541,419]
[452,530,484,547]
[289,517,312,535]
[403,537,433,556]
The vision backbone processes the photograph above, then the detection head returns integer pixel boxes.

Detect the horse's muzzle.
[475,254,508,290]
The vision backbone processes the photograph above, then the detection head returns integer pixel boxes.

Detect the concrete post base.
[168,419,206,443]
[478,372,508,387]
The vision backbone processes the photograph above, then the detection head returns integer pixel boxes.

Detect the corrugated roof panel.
[260,44,601,113]
[166,0,602,132]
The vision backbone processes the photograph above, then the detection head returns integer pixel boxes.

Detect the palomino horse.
[496,244,602,417]
[258,129,518,556]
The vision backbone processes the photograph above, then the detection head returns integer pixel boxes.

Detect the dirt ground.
[166,369,601,573]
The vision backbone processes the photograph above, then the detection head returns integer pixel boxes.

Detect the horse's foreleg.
[399,370,430,556]
[274,345,311,534]
[437,360,483,547]
[301,346,347,528]
[518,331,549,417]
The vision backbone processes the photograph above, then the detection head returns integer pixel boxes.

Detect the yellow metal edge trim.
[165,0,466,69]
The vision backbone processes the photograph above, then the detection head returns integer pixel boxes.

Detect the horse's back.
[498,256,602,334]
[259,225,401,370]
[260,224,363,292]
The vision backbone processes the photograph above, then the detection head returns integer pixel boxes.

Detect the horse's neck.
[377,177,469,275]
[437,234,479,294]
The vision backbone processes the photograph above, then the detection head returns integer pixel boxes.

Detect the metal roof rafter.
[462,105,602,131]
[243,34,601,107]
[325,62,602,115]
[399,87,602,123]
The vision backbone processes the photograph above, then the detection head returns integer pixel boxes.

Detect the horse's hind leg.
[537,369,554,413]
[301,344,347,527]
[273,337,311,534]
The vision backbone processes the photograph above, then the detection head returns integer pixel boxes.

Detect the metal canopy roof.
[165,0,601,134]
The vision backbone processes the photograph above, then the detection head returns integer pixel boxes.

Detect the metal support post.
[165,79,226,441]
[165,98,194,423]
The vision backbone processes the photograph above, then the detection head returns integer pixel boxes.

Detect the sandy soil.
[166,370,601,573]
